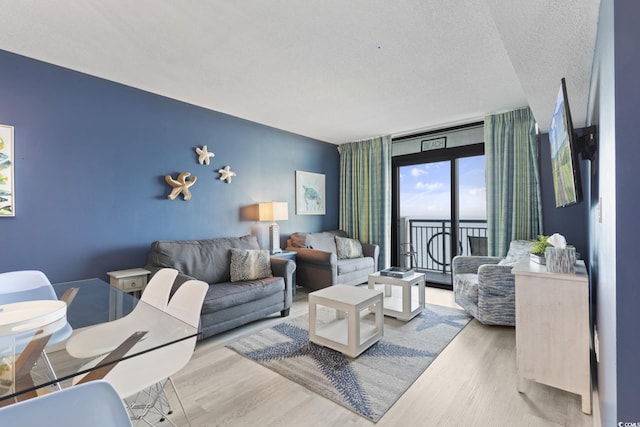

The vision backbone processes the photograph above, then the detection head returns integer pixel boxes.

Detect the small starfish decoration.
[165,172,197,200]
[414,306,470,332]
[218,165,236,183]
[195,145,215,165]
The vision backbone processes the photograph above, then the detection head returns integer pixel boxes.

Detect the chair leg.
[124,379,190,427]
[40,351,61,391]
[167,376,192,427]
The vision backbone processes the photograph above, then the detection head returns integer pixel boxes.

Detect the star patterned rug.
[226,303,471,422]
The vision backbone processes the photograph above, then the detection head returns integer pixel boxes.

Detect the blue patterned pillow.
[335,236,363,259]
[229,249,272,282]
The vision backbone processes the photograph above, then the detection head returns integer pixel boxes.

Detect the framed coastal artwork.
[0,124,14,217]
[295,170,325,215]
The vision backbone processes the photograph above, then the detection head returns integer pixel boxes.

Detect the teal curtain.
[338,135,392,269]
[485,107,543,256]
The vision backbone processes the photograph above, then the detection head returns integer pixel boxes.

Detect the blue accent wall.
[613,0,640,422]
[0,50,339,283]
[588,0,640,423]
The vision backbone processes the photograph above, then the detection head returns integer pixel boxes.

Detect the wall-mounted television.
[549,78,583,207]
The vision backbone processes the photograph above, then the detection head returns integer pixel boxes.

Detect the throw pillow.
[229,249,273,282]
[335,236,363,259]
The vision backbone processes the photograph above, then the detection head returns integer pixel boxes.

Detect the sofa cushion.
[289,232,310,248]
[497,259,519,267]
[201,277,285,314]
[337,256,373,275]
[289,230,348,253]
[505,240,534,263]
[305,232,337,253]
[335,236,363,259]
[229,249,272,282]
[147,235,260,284]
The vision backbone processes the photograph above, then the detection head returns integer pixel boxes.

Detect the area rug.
[226,304,471,422]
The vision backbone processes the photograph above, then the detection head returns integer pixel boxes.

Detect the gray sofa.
[286,230,379,291]
[144,235,295,340]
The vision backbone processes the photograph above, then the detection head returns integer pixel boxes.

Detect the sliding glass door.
[392,145,486,288]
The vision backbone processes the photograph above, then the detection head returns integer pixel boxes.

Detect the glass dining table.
[0,278,199,405]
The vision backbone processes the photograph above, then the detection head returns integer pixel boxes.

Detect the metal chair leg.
[40,351,62,391]
[167,377,192,427]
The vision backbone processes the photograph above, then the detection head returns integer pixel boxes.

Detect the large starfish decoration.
[165,172,197,200]
[195,145,215,165]
[414,306,470,332]
[243,322,432,419]
[218,165,236,183]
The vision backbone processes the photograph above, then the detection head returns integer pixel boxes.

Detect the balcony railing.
[399,218,488,274]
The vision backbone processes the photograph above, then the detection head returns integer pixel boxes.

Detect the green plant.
[530,235,552,255]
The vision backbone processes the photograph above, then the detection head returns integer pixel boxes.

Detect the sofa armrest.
[452,256,503,275]
[270,257,295,309]
[287,247,337,266]
[477,264,516,300]
[285,246,338,290]
[271,257,296,280]
[361,243,380,269]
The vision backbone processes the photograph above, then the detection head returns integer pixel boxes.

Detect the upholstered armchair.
[286,230,379,291]
[452,240,533,326]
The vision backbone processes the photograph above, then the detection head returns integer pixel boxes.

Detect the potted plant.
[530,235,551,265]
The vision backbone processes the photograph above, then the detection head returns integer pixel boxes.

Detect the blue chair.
[0,380,132,426]
[452,240,533,326]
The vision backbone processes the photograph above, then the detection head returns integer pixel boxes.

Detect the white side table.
[368,271,426,321]
[107,268,150,296]
[308,285,383,358]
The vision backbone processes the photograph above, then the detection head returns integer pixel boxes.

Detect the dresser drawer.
[107,268,150,295]
[121,277,146,291]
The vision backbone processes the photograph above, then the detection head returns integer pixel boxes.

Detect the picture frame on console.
[295,170,325,215]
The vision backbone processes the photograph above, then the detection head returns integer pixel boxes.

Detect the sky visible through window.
[399,155,486,220]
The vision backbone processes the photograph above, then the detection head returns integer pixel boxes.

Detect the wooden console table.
[512,260,591,414]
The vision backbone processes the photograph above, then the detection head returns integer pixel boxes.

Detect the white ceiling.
[0,0,600,144]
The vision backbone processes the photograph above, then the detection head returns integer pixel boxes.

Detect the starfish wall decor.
[165,172,197,200]
[218,165,236,183]
[195,145,215,165]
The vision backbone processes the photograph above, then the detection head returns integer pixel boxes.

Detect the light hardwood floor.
[164,287,593,427]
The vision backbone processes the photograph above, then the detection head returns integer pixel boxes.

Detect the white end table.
[368,271,426,321]
[308,285,383,358]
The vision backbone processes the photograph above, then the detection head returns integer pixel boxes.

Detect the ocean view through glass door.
[398,155,486,287]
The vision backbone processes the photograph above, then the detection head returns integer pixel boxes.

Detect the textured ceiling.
[0,0,600,144]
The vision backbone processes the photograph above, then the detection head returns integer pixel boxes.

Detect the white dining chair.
[66,268,179,359]
[0,380,133,427]
[0,270,77,390]
[74,279,208,426]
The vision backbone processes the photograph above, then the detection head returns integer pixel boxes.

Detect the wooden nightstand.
[107,268,150,297]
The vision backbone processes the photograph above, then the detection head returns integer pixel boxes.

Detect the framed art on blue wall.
[295,170,325,215]
[0,124,14,217]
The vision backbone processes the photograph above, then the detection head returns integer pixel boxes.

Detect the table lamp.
[258,202,288,253]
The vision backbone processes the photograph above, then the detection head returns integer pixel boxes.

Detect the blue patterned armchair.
[452,240,533,326]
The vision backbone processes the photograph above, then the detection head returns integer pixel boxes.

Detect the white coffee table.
[368,271,426,321]
[308,285,383,358]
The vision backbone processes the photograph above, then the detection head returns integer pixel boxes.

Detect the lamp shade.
[258,202,288,222]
